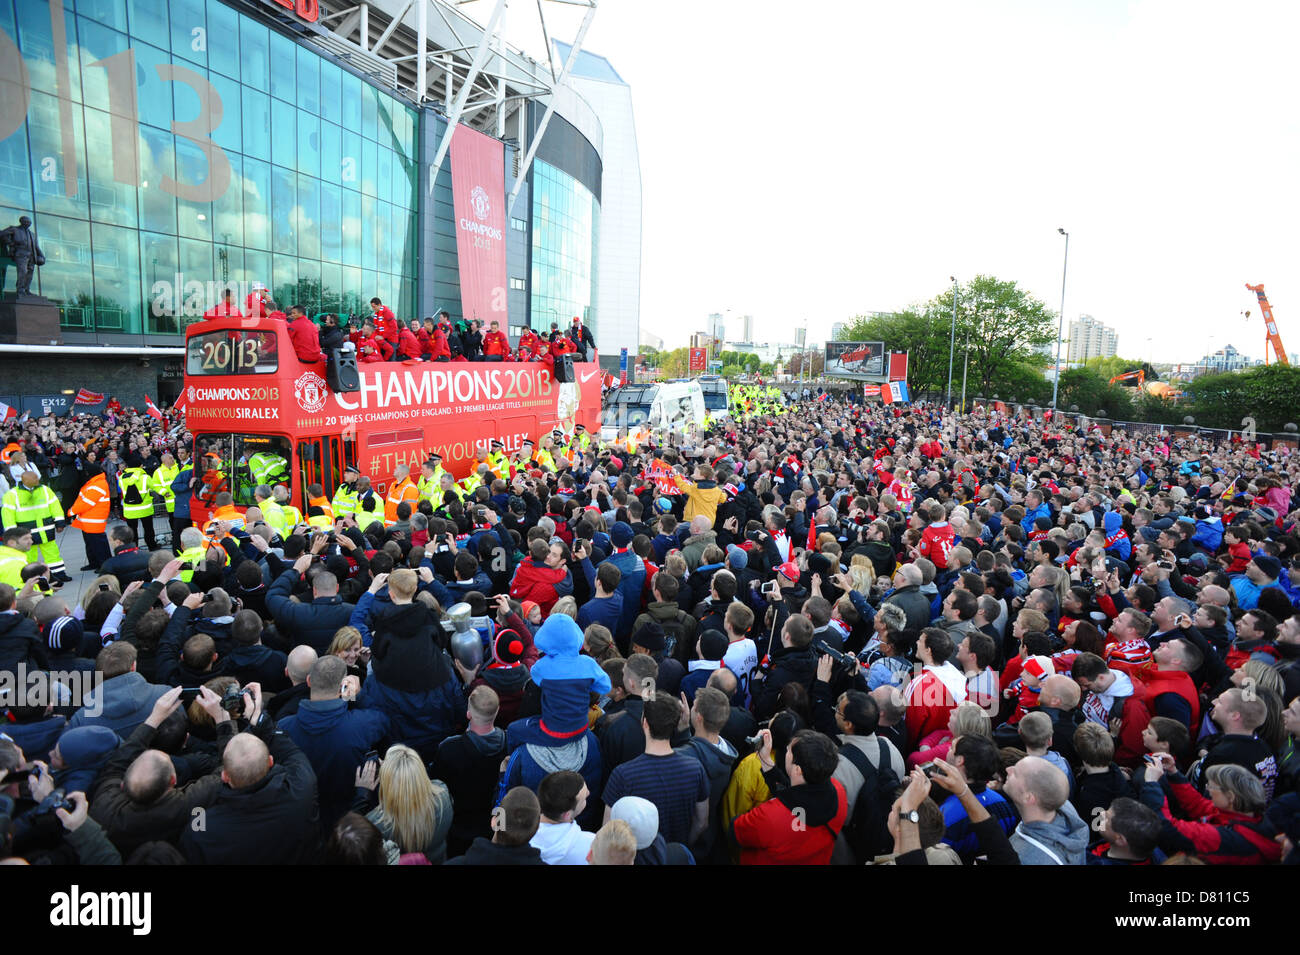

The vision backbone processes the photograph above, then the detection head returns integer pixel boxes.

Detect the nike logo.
[580,370,599,384]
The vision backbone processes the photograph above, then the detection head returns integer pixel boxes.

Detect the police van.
[697,375,730,420]
[601,380,707,441]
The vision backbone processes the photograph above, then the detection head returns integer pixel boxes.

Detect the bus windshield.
[194,433,293,507]
[602,403,652,429]
[701,381,728,411]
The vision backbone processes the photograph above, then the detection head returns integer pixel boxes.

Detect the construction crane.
[1244,284,1291,365]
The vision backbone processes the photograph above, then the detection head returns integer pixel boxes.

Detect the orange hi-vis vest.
[385,477,419,524]
[308,495,335,522]
[69,473,111,534]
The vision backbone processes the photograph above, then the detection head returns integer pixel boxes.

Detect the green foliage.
[1082,356,1158,383]
[720,364,744,379]
[1054,368,1135,417]
[838,275,1055,402]
[1184,364,1300,431]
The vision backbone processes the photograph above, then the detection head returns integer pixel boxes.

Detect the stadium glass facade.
[530,158,599,334]
[0,0,419,343]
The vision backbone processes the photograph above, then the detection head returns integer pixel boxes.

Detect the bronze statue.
[0,215,45,296]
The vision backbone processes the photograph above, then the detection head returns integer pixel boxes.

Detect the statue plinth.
[0,292,62,345]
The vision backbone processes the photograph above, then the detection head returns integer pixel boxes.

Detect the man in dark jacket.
[0,582,48,673]
[266,553,356,653]
[352,569,466,763]
[226,610,289,691]
[88,686,223,856]
[752,615,818,721]
[599,523,646,644]
[98,525,151,586]
[446,785,545,865]
[883,564,932,632]
[279,655,389,829]
[435,684,509,857]
[178,684,321,864]
[596,652,658,783]
[675,686,738,863]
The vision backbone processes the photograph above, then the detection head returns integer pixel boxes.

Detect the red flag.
[73,388,104,405]
[0,401,17,421]
[172,390,187,414]
[144,395,163,421]
[807,519,818,553]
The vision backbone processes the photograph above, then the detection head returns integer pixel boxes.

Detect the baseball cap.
[776,560,801,582]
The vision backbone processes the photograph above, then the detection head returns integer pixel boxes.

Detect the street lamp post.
[946,276,958,408]
[1051,228,1069,411]
[960,326,970,413]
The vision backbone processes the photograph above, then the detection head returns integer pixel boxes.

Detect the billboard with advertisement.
[689,348,707,373]
[450,125,508,325]
[825,341,886,379]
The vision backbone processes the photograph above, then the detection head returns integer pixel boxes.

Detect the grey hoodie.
[67,671,171,739]
[1010,801,1090,865]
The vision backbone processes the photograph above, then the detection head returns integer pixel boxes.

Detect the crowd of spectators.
[2,393,1299,866]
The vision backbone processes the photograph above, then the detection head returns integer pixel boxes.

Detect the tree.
[1082,355,1156,383]
[943,275,1056,399]
[657,347,690,379]
[1185,364,1300,431]
[836,308,950,399]
[1054,368,1135,417]
[720,363,744,379]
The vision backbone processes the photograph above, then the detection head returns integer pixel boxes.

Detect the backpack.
[659,613,688,662]
[834,740,899,864]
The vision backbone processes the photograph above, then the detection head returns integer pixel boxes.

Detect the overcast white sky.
[495,0,1300,363]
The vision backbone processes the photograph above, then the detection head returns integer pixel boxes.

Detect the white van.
[601,380,707,441]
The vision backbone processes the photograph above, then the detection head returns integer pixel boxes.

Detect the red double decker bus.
[182,315,602,523]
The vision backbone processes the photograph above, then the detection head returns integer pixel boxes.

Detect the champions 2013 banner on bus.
[450,125,509,324]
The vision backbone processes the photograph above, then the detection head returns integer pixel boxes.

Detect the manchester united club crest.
[294,371,329,413]
[470,185,491,221]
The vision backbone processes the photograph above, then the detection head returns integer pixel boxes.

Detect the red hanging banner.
[450,125,508,325]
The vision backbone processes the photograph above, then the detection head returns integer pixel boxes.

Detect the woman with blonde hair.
[327,625,368,680]
[550,595,578,620]
[366,744,454,864]
[847,554,875,595]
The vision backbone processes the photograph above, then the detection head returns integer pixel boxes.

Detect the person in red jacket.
[245,285,274,318]
[357,339,385,363]
[917,502,955,569]
[482,319,509,361]
[350,320,393,362]
[369,297,398,343]
[733,729,847,864]
[286,305,326,363]
[430,319,451,362]
[396,323,423,361]
[518,326,542,360]
[416,318,433,358]
[1111,638,1201,730]
[508,538,574,617]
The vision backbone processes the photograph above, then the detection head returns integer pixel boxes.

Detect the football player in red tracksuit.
[370,297,398,343]
[430,320,451,362]
[482,319,509,362]
[518,326,542,360]
[397,323,423,361]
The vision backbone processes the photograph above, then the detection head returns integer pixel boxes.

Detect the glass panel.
[28,91,89,219]
[319,262,341,315]
[90,220,141,333]
[239,15,268,90]
[390,205,410,278]
[341,188,360,265]
[320,120,341,188]
[19,0,82,105]
[140,230,179,334]
[208,71,241,156]
[319,180,341,263]
[320,60,341,126]
[0,117,33,212]
[296,43,319,115]
[271,253,296,309]
[360,194,375,271]
[269,27,295,102]
[78,0,127,32]
[132,42,174,132]
[241,156,269,250]
[296,257,320,315]
[270,165,295,256]
[296,110,318,178]
[242,247,269,293]
[34,214,92,328]
[175,136,213,241]
[169,0,206,68]
[179,235,211,328]
[296,172,320,260]
[270,98,294,167]
[374,200,389,273]
[361,138,376,197]
[212,151,242,248]
[341,265,362,317]
[206,0,239,79]
[341,70,361,134]
[213,242,241,297]
[186,329,278,375]
[400,278,416,323]
[376,145,390,205]
[76,18,128,115]
[241,87,269,162]
[137,125,176,234]
[126,0,168,49]
[362,82,377,142]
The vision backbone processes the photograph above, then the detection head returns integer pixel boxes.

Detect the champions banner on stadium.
[450,125,508,325]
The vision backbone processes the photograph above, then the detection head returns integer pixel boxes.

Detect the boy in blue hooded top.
[499,614,610,826]
[1102,511,1132,562]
